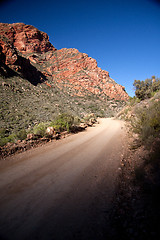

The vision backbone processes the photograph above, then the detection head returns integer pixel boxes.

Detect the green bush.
[0,128,6,138]
[33,122,48,137]
[16,129,27,140]
[50,113,74,132]
[133,101,160,143]
[0,133,17,147]
[7,133,17,142]
[0,138,9,147]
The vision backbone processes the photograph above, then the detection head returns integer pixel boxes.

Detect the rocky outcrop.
[0,23,49,84]
[0,23,56,54]
[0,22,129,101]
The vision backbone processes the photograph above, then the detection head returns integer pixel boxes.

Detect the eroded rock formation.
[0,22,129,100]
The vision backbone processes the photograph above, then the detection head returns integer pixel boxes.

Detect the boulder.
[46,127,55,136]
[27,133,35,140]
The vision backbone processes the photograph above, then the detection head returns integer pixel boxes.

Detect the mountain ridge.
[0,22,129,101]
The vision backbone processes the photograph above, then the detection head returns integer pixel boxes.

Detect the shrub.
[129,96,140,106]
[0,133,17,147]
[50,113,74,132]
[73,116,80,126]
[98,110,105,118]
[132,101,160,143]
[83,113,97,125]
[133,77,160,100]
[33,122,48,137]
[16,129,27,140]
[7,133,17,142]
[0,128,6,138]
[0,138,9,147]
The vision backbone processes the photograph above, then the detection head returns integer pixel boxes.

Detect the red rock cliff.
[0,22,129,101]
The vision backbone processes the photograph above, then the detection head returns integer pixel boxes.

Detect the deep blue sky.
[1,0,160,96]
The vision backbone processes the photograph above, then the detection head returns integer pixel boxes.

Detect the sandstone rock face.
[0,23,56,54]
[40,48,128,100]
[0,22,129,101]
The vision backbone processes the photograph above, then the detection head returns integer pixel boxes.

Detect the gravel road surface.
[0,118,125,240]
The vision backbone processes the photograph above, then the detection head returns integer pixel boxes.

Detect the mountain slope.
[0,22,129,133]
[0,22,128,100]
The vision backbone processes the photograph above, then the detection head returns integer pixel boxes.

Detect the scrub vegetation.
[1,74,117,147]
[118,76,160,147]
[112,77,160,240]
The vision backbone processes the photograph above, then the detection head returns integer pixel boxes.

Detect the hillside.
[0,23,128,100]
[110,89,160,239]
[0,22,129,135]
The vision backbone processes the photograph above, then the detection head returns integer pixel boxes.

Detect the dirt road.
[0,118,125,240]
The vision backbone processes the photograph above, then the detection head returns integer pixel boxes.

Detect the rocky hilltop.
[0,22,128,101]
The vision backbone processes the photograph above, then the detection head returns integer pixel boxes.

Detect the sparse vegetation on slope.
[112,78,160,240]
[117,76,160,144]
[0,22,128,155]
[132,97,160,145]
[0,74,125,148]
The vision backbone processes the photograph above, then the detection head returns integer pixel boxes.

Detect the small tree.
[133,80,147,100]
[133,77,160,100]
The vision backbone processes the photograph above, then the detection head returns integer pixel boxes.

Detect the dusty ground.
[0,118,127,240]
[110,131,160,240]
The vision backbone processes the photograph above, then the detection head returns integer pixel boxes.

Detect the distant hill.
[0,22,129,133]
